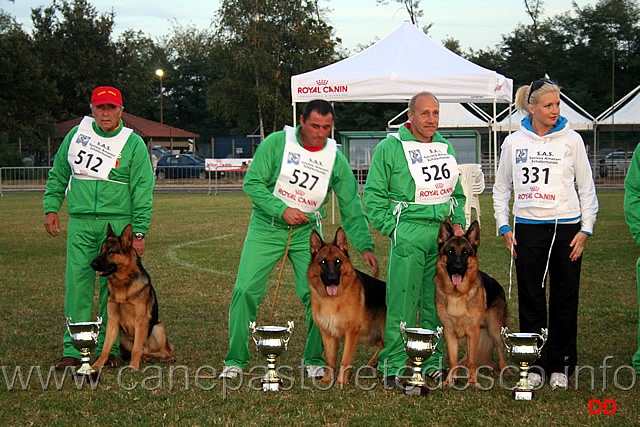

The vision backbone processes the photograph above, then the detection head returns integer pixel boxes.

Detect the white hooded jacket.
[493,116,598,234]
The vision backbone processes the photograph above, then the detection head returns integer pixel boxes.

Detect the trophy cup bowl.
[66,317,102,381]
[400,321,443,395]
[249,320,294,391]
[501,327,548,400]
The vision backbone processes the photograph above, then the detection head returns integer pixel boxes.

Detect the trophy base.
[402,382,429,396]
[512,389,534,400]
[262,380,282,392]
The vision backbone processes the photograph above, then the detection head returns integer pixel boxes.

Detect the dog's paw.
[318,373,333,384]
[443,376,456,387]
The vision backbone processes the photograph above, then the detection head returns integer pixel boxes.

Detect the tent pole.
[493,99,498,177]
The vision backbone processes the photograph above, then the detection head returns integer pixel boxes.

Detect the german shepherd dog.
[308,227,386,386]
[434,220,508,386]
[90,224,174,370]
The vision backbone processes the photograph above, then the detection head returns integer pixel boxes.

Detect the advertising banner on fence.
[205,159,252,173]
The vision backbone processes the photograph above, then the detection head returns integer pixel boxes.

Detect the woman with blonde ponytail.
[493,78,598,391]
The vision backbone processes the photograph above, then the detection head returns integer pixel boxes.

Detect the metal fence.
[0,167,246,196]
[0,162,626,197]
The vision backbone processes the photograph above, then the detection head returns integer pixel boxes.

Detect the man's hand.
[282,208,309,226]
[363,250,379,277]
[132,238,145,256]
[44,212,60,237]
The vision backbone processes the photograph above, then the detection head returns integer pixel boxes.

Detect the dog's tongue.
[326,285,338,296]
[452,274,463,286]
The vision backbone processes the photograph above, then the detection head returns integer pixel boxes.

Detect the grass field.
[0,190,638,426]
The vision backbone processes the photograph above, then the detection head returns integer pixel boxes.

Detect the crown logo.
[295,189,305,196]
[316,79,328,85]
[530,186,539,192]
[435,183,444,188]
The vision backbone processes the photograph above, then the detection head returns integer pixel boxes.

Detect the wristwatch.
[134,232,145,240]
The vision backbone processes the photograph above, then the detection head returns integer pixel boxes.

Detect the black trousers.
[514,222,582,377]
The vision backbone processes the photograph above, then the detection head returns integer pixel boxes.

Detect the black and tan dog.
[434,220,508,386]
[308,227,386,386]
[90,224,174,370]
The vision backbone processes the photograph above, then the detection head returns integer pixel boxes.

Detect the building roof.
[53,112,200,140]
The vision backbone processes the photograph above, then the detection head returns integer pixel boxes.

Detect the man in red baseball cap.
[90,86,124,133]
[44,85,155,370]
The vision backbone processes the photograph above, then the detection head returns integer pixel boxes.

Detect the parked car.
[151,145,171,159]
[598,150,633,178]
[155,154,223,179]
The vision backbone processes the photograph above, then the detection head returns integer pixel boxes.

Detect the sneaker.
[527,372,543,387]
[306,365,326,379]
[382,375,400,389]
[218,365,243,379]
[53,356,81,370]
[550,372,568,390]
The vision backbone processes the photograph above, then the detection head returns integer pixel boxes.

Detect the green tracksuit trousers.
[378,220,444,376]
[224,214,325,369]
[633,258,640,373]
[62,216,129,358]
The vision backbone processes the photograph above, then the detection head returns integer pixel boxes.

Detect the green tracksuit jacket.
[624,143,640,373]
[224,126,375,370]
[44,118,154,358]
[364,125,466,376]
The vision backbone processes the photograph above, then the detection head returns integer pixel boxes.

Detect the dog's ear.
[107,223,116,238]
[309,229,324,254]
[466,220,481,248]
[120,224,133,250]
[334,227,349,253]
[437,221,453,246]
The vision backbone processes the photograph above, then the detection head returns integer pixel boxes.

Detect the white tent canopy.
[597,85,640,126]
[291,22,513,174]
[291,22,513,105]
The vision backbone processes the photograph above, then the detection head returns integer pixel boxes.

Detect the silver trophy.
[400,321,443,395]
[66,317,102,381]
[501,327,548,400]
[249,321,294,391]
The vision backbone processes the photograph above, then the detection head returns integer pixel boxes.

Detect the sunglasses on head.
[527,78,555,104]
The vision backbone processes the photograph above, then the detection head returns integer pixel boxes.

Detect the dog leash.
[269,226,294,324]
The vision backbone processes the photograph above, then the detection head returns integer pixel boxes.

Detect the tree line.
[0,0,638,166]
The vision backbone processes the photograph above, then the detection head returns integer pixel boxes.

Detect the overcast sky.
[5,0,597,52]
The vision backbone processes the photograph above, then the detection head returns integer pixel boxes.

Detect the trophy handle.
[434,326,444,347]
[249,321,259,346]
[282,321,294,349]
[66,317,72,327]
[95,316,103,327]
[399,321,407,345]
[501,326,511,349]
[537,328,549,354]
